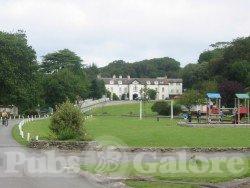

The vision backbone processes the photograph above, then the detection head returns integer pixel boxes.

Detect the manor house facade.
[101,75,183,100]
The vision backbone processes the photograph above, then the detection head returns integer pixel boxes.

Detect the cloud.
[0,0,250,67]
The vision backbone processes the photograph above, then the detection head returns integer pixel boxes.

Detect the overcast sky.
[0,0,250,67]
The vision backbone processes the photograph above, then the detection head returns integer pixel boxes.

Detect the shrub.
[112,93,120,101]
[151,100,181,116]
[50,101,85,140]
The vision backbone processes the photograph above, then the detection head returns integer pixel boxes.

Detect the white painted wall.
[106,82,182,100]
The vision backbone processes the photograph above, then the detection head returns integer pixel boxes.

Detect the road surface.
[0,120,104,188]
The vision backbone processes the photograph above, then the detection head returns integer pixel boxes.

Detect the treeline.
[99,57,181,78]
[0,31,106,114]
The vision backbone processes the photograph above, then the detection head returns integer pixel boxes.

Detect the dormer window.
[147,81,151,85]
[154,81,158,85]
[118,81,122,85]
[110,80,114,84]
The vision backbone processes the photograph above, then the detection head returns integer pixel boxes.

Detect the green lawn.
[85,116,250,147]
[82,158,250,187]
[14,116,250,147]
[92,102,157,117]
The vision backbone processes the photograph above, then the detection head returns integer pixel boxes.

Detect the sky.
[0,0,250,67]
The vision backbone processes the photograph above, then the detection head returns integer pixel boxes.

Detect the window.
[170,89,173,93]
[110,87,113,92]
[154,81,158,85]
[110,80,114,84]
[162,95,165,99]
[147,81,151,85]
[162,87,164,92]
[134,85,138,92]
[119,87,122,92]
[118,81,122,85]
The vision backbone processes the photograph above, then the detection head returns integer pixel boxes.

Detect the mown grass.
[12,102,250,147]
[14,116,250,147]
[85,116,250,147]
[92,101,157,116]
[82,158,250,187]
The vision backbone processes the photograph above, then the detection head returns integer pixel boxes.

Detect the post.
[171,100,174,119]
[27,133,30,141]
[139,100,142,120]
[248,99,249,124]
[238,98,240,124]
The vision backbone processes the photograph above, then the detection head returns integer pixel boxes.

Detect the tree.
[112,93,119,101]
[100,57,181,78]
[42,69,88,108]
[219,80,245,107]
[90,79,106,99]
[147,89,157,100]
[181,62,210,89]
[151,100,181,116]
[228,60,250,86]
[178,89,200,111]
[0,30,40,112]
[41,49,83,74]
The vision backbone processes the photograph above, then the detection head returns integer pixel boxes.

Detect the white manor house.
[101,75,183,100]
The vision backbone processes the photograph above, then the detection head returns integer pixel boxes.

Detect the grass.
[16,115,250,148]
[12,102,250,147]
[125,181,198,188]
[85,116,250,147]
[12,119,52,145]
[92,101,157,116]
[82,158,250,187]
[12,124,28,145]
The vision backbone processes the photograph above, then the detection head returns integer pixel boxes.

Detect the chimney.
[119,75,122,79]
[113,75,116,79]
[127,75,131,79]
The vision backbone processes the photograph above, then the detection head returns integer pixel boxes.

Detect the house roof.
[207,93,221,99]
[235,93,249,99]
[101,77,182,85]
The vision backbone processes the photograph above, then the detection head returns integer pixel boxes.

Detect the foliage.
[89,79,106,99]
[147,89,157,100]
[42,69,88,108]
[178,89,199,111]
[0,30,40,112]
[112,93,119,101]
[181,62,210,89]
[219,80,245,107]
[41,49,83,74]
[50,101,85,140]
[151,100,181,116]
[100,57,181,78]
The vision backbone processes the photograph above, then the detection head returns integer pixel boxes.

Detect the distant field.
[92,101,157,116]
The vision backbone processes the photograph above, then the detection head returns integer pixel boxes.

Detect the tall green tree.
[42,69,88,107]
[0,30,40,112]
[89,79,106,99]
[41,49,83,74]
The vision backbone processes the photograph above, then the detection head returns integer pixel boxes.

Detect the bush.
[50,101,85,140]
[151,100,181,116]
[112,93,120,101]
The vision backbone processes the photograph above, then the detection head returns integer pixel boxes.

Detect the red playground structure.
[234,93,250,124]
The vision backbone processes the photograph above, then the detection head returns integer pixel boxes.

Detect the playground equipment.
[234,93,250,124]
[206,93,221,124]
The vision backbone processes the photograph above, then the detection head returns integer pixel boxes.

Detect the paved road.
[0,120,104,188]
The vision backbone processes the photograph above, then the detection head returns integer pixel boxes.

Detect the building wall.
[106,82,181,100]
